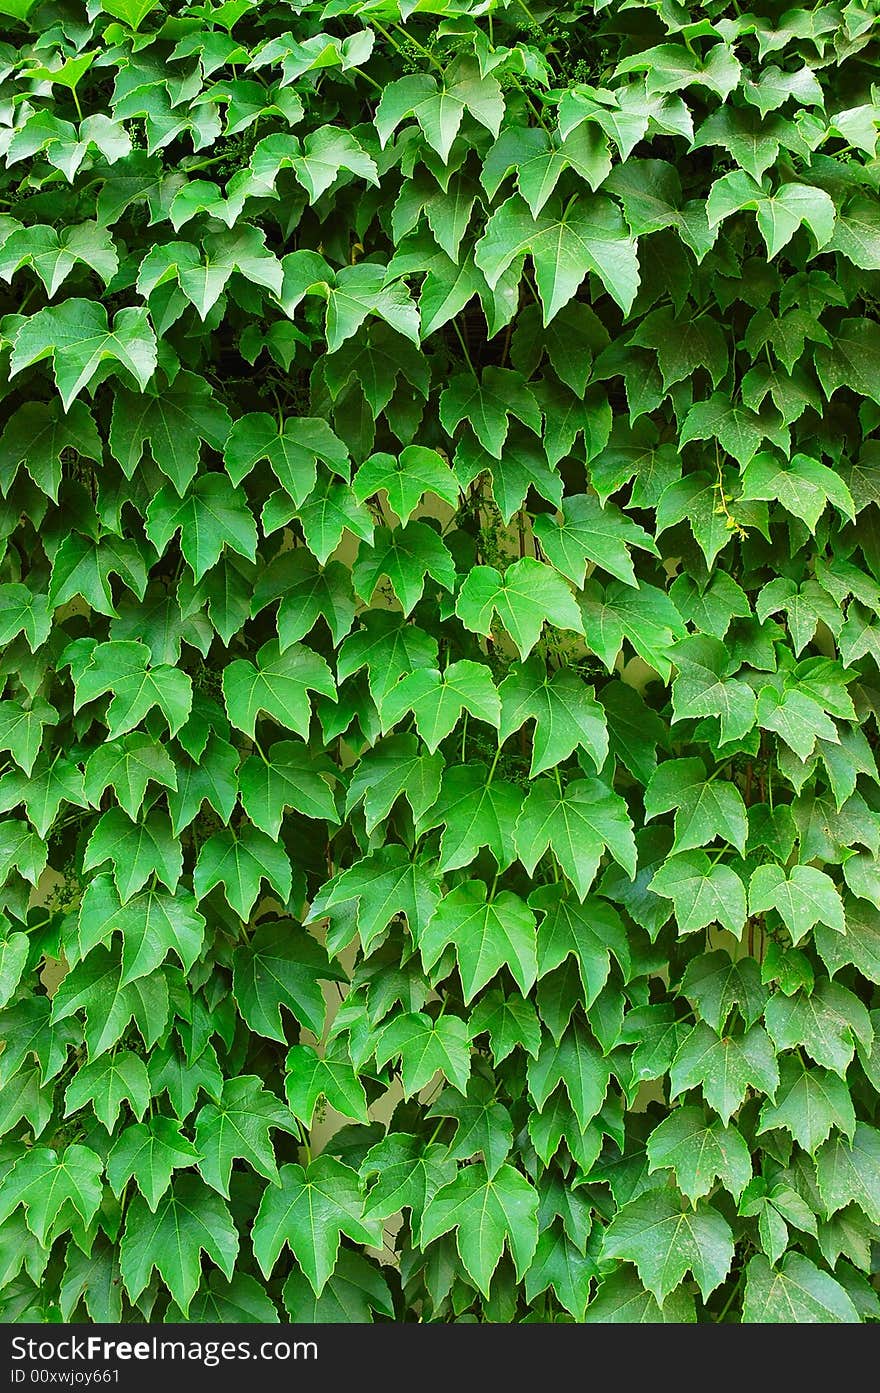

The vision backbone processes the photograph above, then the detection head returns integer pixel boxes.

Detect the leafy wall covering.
[0,0,879,1325]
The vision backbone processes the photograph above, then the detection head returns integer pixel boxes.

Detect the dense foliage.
[0,0,879,1326]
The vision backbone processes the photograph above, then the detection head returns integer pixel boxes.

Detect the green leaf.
[64,1049,151,1132]
[602,1191,734,1304]
[647,1106,752,1203]
[284,1045,368,1130]
[223,639,335,740]
[225,413,349,505]
[671,1022,779,1126]
[645,757,748,856]
[475,194,640,320]
[195,1075,297,1196]
[308,845,440,954]
[239,740,338,837]
[749,863,844,944]
[353,446,458,524]
[527,1021,610,1131]
[361,1133,456,1242]
[145,474,257,581]
[650,852,748,936]
[816,1124,880,1224]
[499,659,608,777]
[420,1163,539,1297]
[352,521,456,615]
[120,1175,238,1316]
[758,1056,855,1154]
[766,977,872,1075]
[742,1253,859,1323]
[707,170,835,257]
[252,1156,380,1293]
[106,1116,201,1211]
[533,493,658,588]
[814,319,880,406]
[584,1268,696,1322]
[232,920,336,1040]
[456,557,584,660]
[10,299,157,409]
[109,372,231,496]
[515,776,636,900]
[70,640,192,739]
[375,1011,471,1097]
[0,1144,103,1244]
[439,368,541,459]
[380,659,499,753]
[0,399,101,502]
[419,883,537,1003]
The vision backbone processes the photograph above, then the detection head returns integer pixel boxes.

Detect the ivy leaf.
[106,1116,201,1212]
[645,758,748,856]
[380,659,499,753]
[420,1163,539,1297]
[63,1050,151,1132]
[650,852,748,937]
[814,319,880,407]
[223,639,335,740]
[527,1022,610,1130]
[419,883,538,1003]
[647,1106,752,1203]
[70,640,192,739]
[532,885,629,1006]
[75,874,203,984]
[475,194,640,320]
[83,808,182,903]
[109,373,231,496]
[375,62,504,162]
[284,1045,368,1130]
[120,1176,238,1316]
[671,1022,780,1126]
[194,826,292,919]
[195,1075,297,1197]
[225,413,349,505]
[515,777,636,900]
[584,1268,696,1323]
[145,474,257,582]
[0,1144,103,1244]
[281,1251,393,1324]
[533,494,657,588]
[499,659,608,777]
[307,845,440,955]
[353,446,458,524]
[439,368,541,459]
[758,1056,855,1154]
[361,1134,457,1242]
[427,1077,514,1179]
[232,920,338,1040]
[345,735,443,835]
[707,170,835,257]
[468,989,542,1066]
[252,1156,381,1293]
[764,981,872,1076]
[10,297,156,408]
[352,521,456,615]
[375,1011,471,1097]
[749,863,845,944]
[816,1124,880,1224]
[456,557,584,660]
[239,740,339,837]
[0,399,101,503]
[602,1191,734,1303]
[742,1253,859,1323]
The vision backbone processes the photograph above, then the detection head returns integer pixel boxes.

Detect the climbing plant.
[0,0,879,1326]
